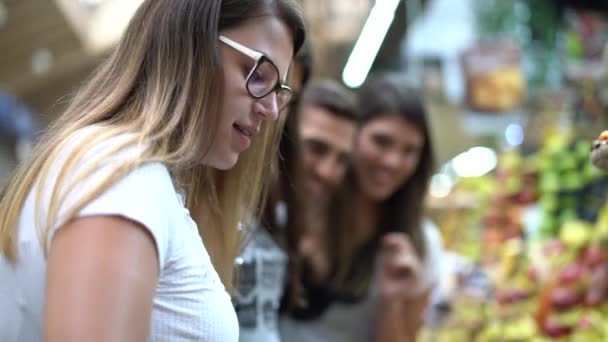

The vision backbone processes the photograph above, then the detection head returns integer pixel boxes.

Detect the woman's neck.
[352,190,379,248]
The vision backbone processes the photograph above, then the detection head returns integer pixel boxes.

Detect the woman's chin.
[363,185,392,202]
[203,153,239,170]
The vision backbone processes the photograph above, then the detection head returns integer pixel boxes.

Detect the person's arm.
[375,290,431,342]
[375,233,429,342]
[376,219,444,341]
[44,216,159,342]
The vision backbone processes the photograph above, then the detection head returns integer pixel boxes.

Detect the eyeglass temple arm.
[218,35,263,60]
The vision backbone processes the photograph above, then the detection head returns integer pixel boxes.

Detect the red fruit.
[527,265,539,281]
[543,239,566,257]
[495,170,510,180]
[551,286,582,310]
[585,288,605,306]
[505,223,521,239]
[516,190,537,204]
[585,290,607,306]
[585,266,608,306]
[559,263,585,285]
[498,288,533,304]
[483,213,507,226]
[542,318,573,338]
[496,291,511,305]
[577,315,593,329]
[513,290,533,302]
[583,245,605,268]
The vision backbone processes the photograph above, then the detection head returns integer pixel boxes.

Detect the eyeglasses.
[219,35,293,111]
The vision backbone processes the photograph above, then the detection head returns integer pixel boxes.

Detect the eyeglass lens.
[247,60,292,109]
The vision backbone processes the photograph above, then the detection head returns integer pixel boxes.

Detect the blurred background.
[2,0,608,340]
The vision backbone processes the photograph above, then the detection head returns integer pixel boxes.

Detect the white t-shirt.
[0,128,238,341]
[279,220,443,342]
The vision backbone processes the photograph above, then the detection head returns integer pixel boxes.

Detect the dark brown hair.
[326,74,435,299]
[299,79,358,122]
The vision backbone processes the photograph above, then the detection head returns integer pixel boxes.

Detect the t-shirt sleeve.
[44,135,175,271]
[76,162,174,270]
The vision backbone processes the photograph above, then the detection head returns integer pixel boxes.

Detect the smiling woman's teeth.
[235,124,247,136]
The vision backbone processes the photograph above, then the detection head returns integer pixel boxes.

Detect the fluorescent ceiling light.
[0,2,7,28]
[451,147,497,178]
[505,123,524,147]
[342,0,401,88]
[79,0,105,7]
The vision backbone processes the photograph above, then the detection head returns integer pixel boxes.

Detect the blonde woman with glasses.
[0,0,305,341]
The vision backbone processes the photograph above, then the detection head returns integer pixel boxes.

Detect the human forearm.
[375,291,430,342]
[375,300,415,342]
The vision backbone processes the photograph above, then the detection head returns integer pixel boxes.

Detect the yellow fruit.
[560,220,592,248]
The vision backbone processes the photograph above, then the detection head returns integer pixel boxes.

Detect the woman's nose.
[254,92,279,121]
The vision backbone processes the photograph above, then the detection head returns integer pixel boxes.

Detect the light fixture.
[430,173,454,198]
[342,0,401,88]
[79,0,106,8]
[31,48,53,76]
[451,147,497,178]
[0,1,7,28]
[505,123,524,147]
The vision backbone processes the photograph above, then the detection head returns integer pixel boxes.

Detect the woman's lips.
[233,123,258,149]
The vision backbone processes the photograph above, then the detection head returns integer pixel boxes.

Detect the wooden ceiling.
[4,0,602,123]
[0,0,380,122]
[0,0,104,122]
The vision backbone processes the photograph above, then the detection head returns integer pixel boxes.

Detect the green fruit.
[575,140,591,159]
[500,151,523,170]
[540,195,558,211]
[571,330,604,342]
[560,220,592,248]
[538,156,551,172]
[562,173,584,191]
[560,196,576,210]
[584,162,603,181]
[506,177,522,194]
[540,218,557,237]
[553,309,583,326]
[515,316,538,338]
[540,173,561,192]
[558,210,578,225]
[560,154,579,172]
[478,322,502,340]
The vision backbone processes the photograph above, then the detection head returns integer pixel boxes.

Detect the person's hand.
[378,233,423,302]
[591,131,608,171]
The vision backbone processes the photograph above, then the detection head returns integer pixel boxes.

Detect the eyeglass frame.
[218,35,293,110]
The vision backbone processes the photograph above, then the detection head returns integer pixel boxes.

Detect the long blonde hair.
[0,0,305,288]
